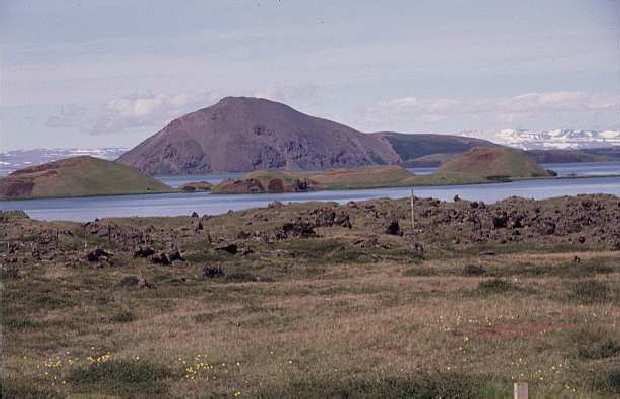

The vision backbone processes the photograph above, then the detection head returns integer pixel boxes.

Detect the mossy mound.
[437,147,552,180]
[0,156,171,199]
[310,165,414,189]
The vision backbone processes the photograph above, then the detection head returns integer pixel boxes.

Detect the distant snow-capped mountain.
[0,148,127,176]
[491,129,620,150]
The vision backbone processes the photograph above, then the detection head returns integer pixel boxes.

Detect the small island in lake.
[212,147,554,194]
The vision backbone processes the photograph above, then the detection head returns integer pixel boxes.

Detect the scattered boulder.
[134,246,155,258]
[275,221,317,239]
[385,220,401,236]
[492,212,508,229]
[168,249,184,262]
[151,252,171,266]
[86,248,111,262]
[216,243,238,255]
[202,265,225,279]
[463,264,486,276]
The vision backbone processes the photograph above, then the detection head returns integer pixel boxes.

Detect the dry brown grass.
[2,200,620,398]
[3,248,620,398]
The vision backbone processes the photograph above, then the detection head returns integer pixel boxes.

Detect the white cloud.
[45,92,218,136]
[359,91,620,133]
[46,84,322,137]
[88,92,219,135]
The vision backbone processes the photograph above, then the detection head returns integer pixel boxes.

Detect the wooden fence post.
[514,382,528,399]
[410,186,415,232]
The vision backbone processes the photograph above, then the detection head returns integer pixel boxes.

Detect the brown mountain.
[117,97,401,175]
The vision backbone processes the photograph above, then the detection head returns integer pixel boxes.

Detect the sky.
[1,0,619,151]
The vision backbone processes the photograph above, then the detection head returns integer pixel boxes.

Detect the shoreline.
[2,173,620,202]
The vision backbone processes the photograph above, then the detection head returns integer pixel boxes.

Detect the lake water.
[154,162,620,187]
[2,173,620,222]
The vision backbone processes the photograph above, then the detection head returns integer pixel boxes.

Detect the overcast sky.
[1,0,619,150]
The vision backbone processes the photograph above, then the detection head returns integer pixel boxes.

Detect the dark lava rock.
[463,264,486,276]
[168,249,184,262]
[152,252,171,266]
[492,212,508,229]
[276,221,317,239]
[453,194,461,202]
[86,248,111,262]
[134,246,155,258]
[216,243,238,254]
[202,265,225,279]
[385,220,401,236]
[312,208,352,228]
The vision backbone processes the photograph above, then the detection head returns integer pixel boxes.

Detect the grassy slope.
[213,149,554,194]
[309,165,413,189]
[437,147,551,179]
[1,156,171,199]
[378,132,498,162]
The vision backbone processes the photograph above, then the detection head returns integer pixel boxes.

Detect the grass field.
[2,197,620,398]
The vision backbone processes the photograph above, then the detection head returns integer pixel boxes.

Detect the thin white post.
[514,382,528,399]
[410,186,415,233]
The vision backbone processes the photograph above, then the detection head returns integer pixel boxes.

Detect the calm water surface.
[2,174,620,222]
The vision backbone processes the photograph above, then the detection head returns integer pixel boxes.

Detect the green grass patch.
[476,278,519,295]
[564,325,620,360]
[595,367,620,394]
[67,359,172,396]
[2,317,42,330]
[110,309,136,323]
[255,372,508,399]
[0,378,62,399]
[569,280,612,304]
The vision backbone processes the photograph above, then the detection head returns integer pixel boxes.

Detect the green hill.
[437,147,552,180]
[374,132,498,164]
[310,165,414,189]
[0,156,171,199]
[212,149,554,194]
[213,166,417,193]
